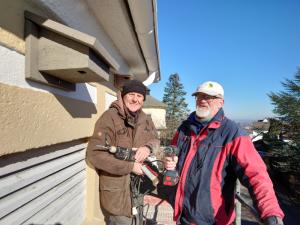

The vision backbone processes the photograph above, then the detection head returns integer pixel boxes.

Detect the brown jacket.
[86,97,159,216]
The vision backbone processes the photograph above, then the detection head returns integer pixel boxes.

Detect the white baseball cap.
[192,81,224,98]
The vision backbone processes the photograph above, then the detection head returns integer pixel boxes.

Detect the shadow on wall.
[22,12,98,118]
[53,93,97,118]
[26,79,98,118]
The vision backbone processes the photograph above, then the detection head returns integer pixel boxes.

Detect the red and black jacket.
[172,109,284,225]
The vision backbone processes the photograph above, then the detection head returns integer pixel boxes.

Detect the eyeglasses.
[195,94,222,101]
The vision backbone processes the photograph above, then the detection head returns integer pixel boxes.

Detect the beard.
[196,105,211,118]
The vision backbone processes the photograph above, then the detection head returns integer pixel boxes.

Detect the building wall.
[143,108,166,130]
[0,80,99,155]
[0,141,87,225]
[0,1,122,224]
[0,0,114,155]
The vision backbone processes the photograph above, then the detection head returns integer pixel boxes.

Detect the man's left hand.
[134,146,151,162]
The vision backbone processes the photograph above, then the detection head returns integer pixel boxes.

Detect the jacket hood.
[110,92,126,119]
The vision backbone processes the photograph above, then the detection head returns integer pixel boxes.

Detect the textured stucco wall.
[0,82,100,155]
[0,42,103,155]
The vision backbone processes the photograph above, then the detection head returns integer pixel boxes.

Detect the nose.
[132,95,138,101]
[196,98,206,103]
[196,99,208,107]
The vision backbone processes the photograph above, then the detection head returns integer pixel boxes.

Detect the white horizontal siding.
[23,181,85,225]
[0,143,87,177]
[0,142,87,225]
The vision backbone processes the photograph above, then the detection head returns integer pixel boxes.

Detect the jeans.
[109,215,140,225]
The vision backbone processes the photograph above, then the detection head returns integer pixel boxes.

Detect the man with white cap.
[164,81,284,225]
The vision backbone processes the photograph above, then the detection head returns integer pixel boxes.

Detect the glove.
[263,216,284,225]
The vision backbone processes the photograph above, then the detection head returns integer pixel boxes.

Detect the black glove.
[264,216,284,225]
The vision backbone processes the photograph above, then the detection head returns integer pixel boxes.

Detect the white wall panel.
[105,92,117,110]
[0,45,97,104]
[0,142,87,225]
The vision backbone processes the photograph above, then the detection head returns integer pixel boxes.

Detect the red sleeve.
[230,136,284,219]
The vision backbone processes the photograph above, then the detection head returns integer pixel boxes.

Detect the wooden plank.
[47,192,85,225]
[0,143,86,177]
[0,173,85,224]
[0,149,85,198]
[65,202,85,225]
[22,182,85,225]
[0,162,85,218]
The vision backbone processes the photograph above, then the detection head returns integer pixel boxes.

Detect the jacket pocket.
[99,174,127,191]
[99,174,131,216]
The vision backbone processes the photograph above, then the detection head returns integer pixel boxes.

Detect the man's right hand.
[164,156,178,170]
[131,162,144,175]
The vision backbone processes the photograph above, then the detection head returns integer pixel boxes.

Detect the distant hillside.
[233,119,255,128]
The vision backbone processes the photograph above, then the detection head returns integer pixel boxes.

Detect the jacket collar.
[187,108,225,134]
[207,108,225,129]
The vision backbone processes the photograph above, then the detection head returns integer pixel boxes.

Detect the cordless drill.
[163,145,179,186]
[96,144,159,186]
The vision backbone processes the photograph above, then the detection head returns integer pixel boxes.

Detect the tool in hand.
[163,145,179,186]
[96,144,159,186]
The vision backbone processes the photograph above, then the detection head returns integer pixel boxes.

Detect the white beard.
[196,105,211,118]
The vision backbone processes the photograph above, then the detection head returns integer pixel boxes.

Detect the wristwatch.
[264,216,284,225]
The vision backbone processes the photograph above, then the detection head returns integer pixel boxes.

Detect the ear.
[219,99,224,108]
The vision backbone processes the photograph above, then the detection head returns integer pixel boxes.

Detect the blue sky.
[150,0,300,121]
